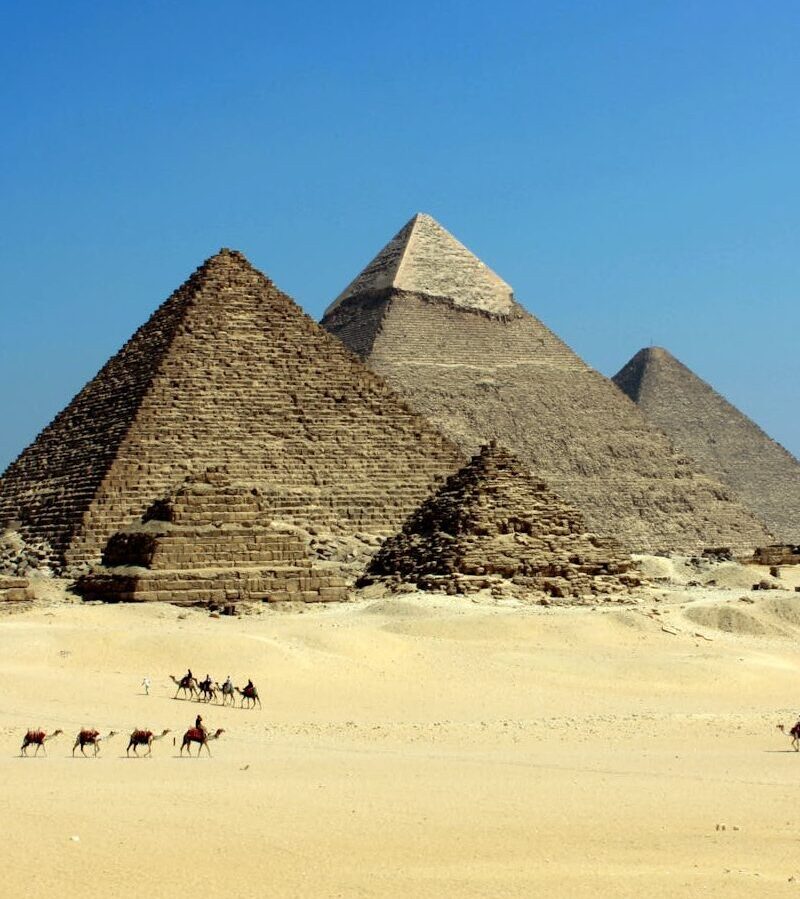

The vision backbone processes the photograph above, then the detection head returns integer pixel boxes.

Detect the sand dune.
[2,560,800,897]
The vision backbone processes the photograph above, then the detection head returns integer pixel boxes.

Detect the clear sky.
[1,1,798,470]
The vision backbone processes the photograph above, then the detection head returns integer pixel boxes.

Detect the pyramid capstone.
[0,249,463,573]
[613,347,800,542]
[321,216,772,555]
[327,213,515,317]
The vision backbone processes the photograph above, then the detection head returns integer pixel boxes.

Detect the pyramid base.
[74,566,349,605]
[364,570,642,600]
[752,545,800,566]
[0,576,33,603]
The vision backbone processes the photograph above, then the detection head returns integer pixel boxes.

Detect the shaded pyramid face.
[0,249,462,569]
[365,442,639,598]
[322,215,772,554]
[613,347,800,542]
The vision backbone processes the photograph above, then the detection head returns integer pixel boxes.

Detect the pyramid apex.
[325,214,515,317]
[203,247,254,268]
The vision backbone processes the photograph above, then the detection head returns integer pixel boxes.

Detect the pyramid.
[363,442,640,598]
[322,214,772,554]
[75,471,349,604]
[0,249,463,572]
[613,347,800,542]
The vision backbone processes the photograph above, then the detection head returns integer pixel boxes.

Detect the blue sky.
[1,1,798,468]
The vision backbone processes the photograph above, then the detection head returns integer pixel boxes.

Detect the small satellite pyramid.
[613,347,800,542]
[75,470,349,604]
[322,214,772,554]
[0,249,463,571]
[364,442,640,598]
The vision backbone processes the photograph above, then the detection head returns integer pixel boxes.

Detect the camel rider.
[186,668,193,682]
[195,714,207,735]
[246,678,254,692]
[203,674,212,691]
[223,675,232,693]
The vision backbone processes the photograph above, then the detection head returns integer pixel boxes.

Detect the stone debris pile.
[362,442,642,599]
[75,471,349,605]
[0,528,55,578]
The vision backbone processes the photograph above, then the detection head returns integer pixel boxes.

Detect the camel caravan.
[17,670,260,758]
[170,671,261,708]
[20,724,223,758]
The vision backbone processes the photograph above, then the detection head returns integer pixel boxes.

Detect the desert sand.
[3,559,800,898]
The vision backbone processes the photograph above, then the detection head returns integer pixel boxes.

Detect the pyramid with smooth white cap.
[0,248,462,575]
[322,214,772,554]
[613,346,800,542]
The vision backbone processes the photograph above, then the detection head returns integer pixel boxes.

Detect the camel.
[236,683,262,710]
[197,679,217,703]
[170,674,199,700]
[180,727,225,757]
[126,728,171,756]
[218,680,236,706]
[777,722,800,751]
[72,729,118,757]
[20,729,63,757]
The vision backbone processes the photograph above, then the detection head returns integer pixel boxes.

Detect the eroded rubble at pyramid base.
[360,541,644,600]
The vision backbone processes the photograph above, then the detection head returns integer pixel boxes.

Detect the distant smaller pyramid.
[75,470,348,605]
[613,347,800,542]
[326,213,515,317]
[363,443,641,599]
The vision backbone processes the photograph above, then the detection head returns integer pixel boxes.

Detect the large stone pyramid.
[613,346,800,542]
[0,249,462,571]
[364,442,640,598]
[321,213,772,554]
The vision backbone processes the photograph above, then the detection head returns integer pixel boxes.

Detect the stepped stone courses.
[0,576,32,604]
[752,545,800,566]
[322,214,772,555]
[0,249,463,577]
[364,442,640,598]
[613,347,800,543]
[76,472,349,604]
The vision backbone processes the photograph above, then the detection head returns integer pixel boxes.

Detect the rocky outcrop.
[362,442,642,599]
